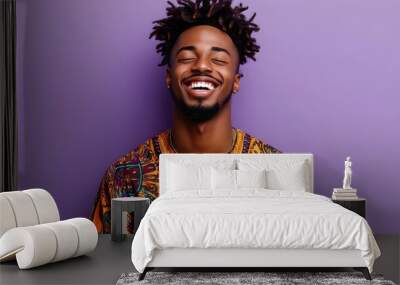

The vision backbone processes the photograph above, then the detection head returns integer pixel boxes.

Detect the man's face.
[166,25,241,123]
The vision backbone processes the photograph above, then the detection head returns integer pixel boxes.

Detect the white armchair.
[0,189,97,269]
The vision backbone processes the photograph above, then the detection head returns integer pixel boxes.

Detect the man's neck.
[171,105,233,153]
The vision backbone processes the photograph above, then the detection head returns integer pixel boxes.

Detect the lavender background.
[16,0,400,234]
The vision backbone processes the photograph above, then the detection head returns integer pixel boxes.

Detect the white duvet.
[131,189,380,273]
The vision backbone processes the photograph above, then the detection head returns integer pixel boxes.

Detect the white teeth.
[189,81,215,90]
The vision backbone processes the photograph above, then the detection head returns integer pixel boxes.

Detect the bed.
[131,153,380,280]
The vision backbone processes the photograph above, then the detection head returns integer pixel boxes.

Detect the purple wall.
[16,0,400,234]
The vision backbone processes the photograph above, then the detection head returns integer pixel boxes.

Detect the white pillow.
[237,159,308,191]
[211,168,268,190]
[266,165,307,191]
[167,159,236,170]
[236,169,267,188]
[167,162,212,191]
[211,168,236,190]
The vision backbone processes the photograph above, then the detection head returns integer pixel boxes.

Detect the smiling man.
[91,0,280,233]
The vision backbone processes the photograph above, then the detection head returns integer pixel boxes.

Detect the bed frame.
[138,154,371,280]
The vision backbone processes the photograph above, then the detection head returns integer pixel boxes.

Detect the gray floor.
[0,234,399,285]
[374,235,400,284]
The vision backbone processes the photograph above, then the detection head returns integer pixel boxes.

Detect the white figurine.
[342,156,352,189]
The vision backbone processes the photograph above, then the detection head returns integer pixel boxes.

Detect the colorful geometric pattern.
[91,128,280,233]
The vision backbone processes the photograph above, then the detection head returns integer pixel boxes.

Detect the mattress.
[131,189,380,273]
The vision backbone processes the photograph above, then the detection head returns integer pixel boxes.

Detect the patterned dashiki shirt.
[91,127,280,233]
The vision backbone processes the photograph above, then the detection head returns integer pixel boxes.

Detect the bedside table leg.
[132,203,148,234]
[111,201,123,242]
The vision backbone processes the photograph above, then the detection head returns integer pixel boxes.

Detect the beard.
[170,90,233,123]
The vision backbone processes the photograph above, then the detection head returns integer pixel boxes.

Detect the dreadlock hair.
[149,0,260,70]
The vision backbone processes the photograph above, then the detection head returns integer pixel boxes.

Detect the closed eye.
[212,59,228,65]
[178,58,196,63]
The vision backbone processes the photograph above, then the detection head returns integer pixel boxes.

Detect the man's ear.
[233,72,241,94]
[166,68,171,89]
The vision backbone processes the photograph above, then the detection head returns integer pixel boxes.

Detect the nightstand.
[111,197,150,241]
[332,198,366,218]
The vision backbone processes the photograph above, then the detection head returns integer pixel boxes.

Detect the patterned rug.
[116,271,396,285]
